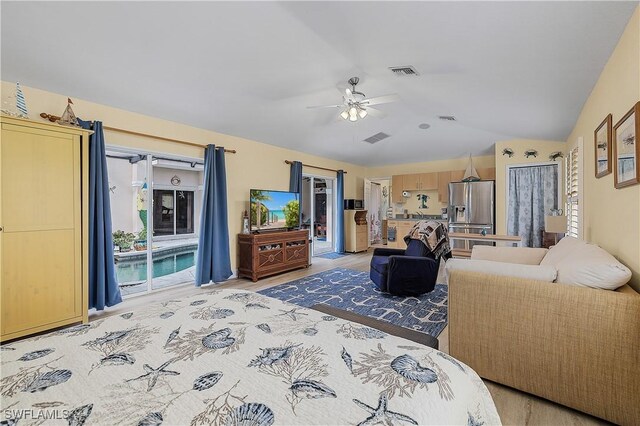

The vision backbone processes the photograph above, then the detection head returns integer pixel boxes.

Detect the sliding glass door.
[106,148,203,297]
[106,150,150,297]
[302,175,336,256]
[151,161,202,290]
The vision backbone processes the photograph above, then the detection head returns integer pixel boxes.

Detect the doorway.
[364,178,391,245]
[302,175,336,255]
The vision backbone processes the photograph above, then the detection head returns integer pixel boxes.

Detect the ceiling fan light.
[340,110,349,120]
[358,108,368,119]
[349,114,358,122]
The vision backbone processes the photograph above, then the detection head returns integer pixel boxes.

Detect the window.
[565,145,581,238]
[153,189,195,236]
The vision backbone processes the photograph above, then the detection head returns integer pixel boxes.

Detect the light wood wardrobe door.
[1,124,82,336]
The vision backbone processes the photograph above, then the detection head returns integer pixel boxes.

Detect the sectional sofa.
[446,238,639,425]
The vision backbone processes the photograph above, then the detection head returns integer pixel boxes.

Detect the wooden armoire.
[1,116,90,341]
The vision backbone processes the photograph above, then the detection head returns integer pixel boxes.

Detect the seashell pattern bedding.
[0,288,500,425]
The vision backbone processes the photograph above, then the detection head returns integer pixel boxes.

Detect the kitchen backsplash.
[391,189,446,216]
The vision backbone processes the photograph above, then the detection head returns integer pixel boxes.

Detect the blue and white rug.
[258,267,447,337]
[315,252,351,260]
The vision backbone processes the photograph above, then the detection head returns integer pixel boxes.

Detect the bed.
[1,288,500,425]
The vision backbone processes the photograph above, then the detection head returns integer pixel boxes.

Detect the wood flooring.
[91,251,609,426]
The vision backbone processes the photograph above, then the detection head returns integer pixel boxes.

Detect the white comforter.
[1,288,500,425]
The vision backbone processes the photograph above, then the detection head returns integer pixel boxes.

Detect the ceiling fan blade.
[361,94,400,106]
[345,88,356,101]
[365,106,387,118]
[307,104,344,109]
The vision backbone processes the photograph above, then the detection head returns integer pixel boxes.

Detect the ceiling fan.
[307,77,399,122]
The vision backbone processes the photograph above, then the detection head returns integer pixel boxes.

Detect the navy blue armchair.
[370,239,439,296]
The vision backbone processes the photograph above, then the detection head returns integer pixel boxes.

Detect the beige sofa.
[447,240,640,425]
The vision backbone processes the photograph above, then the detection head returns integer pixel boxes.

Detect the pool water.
[115,249,197,284]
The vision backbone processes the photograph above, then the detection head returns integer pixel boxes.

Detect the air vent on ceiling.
[438,115,457,121]
[389,66,419,76]
[363,132,390,144]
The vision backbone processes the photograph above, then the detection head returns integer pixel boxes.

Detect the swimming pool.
[115,245,197,284]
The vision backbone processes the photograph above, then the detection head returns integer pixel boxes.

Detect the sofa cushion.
[472,246,548,265]
[445,258,557,282]
[541,238,632,290]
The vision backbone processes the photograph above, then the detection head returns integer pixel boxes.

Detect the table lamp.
[544,215,567,244]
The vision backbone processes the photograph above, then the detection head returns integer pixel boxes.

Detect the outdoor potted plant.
[113,230,136,252]
[134,228,147,251]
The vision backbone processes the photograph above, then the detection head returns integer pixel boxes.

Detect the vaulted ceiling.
[2,1,637,166]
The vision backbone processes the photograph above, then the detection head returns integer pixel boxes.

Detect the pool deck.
[114,237,199,260]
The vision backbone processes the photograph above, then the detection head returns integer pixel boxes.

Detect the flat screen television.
[250,189,300,232]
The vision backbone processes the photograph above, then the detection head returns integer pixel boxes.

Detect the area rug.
[315,252,351,260]
[258,267,447,337]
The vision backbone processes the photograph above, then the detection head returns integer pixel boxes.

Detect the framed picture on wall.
[594,114,612,178]
[613,101,640,188]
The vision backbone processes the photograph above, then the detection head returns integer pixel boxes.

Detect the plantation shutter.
[565,146,580,238]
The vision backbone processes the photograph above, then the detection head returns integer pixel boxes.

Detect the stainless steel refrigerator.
[448,181,495,250]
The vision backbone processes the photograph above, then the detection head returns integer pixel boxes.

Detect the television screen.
[250,189,300,231]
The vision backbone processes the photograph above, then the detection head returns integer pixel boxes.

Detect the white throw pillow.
[540,236,583,268]
[541,237,631,290]
[555,243,631,290]
[445,258,557,283]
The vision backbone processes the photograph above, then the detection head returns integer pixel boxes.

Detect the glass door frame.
[106,144,203,298]
[303,173,337,256]
[151,185,199,240]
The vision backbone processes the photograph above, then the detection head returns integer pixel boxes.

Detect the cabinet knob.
[0,226,3,232]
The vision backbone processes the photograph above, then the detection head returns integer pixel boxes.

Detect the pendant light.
[348,106,358,121]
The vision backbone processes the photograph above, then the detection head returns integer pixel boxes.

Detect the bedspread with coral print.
[1,289,500,425]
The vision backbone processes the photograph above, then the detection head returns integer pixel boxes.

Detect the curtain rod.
[106,154,204,166]
[39,112,236,153]
[284,160,347,174]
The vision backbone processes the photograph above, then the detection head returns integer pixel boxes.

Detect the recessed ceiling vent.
[389,66,419,76]
[363,132,390,144]
[438,115,457,121]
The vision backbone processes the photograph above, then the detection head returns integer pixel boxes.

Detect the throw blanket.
[404,220,452,259]
[0,288,500,425]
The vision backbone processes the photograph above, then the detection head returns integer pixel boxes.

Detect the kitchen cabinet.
[402,173,438,191]
[450,169,465,182]
[390,166,496,206]
[419,173,438,190]
[387,220,398,247]
[392,175,404,204]
[387,220,414,249]
[438,171,451,202]
[477,167,496,180]
[403,174,422,191]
